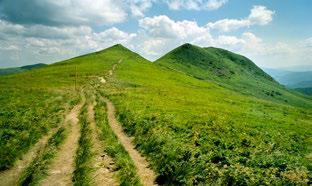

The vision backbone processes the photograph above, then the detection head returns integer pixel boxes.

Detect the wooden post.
[75,66,77,91]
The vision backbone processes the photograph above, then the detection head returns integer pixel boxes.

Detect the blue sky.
[0,0,311,69]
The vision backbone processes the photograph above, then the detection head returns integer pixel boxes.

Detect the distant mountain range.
[263,68,312,95]
[0,63,46,75]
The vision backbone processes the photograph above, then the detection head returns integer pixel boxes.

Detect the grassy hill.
[0,63,47,75]
[0,44,311,185]
[156,43,311,108]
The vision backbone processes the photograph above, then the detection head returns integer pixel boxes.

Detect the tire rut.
[98,59,157,185]
[0,131,53,186]
[87,98,117,186]
[38,96,85,186]
[103,97,157,186]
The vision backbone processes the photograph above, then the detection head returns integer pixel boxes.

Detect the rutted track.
[103,98,157,186]
[38,95,85,186]
[0,131,53,186]
[100,59,157,186]
[87,98,117,186]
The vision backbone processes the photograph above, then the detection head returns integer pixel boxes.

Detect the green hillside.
[156,43,311,108]
[0,44,311,185]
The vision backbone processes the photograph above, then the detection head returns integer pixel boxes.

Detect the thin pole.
[75,66,77,91]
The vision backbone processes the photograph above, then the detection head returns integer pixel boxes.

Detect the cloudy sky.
[0,0,311,69]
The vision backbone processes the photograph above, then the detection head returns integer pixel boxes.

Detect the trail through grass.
[87,95,117,186]
[39,94,85,186]
[18,127,67,186]
[94,93,142,186]
[0,128,55,186]
[96,60,157,185]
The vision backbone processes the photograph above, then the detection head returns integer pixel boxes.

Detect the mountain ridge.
[0,63,46,76]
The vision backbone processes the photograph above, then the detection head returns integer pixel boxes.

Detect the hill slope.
[102,45,312,184]
[156,43,311,107]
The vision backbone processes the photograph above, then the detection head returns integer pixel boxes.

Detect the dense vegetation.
[0,44,311,185]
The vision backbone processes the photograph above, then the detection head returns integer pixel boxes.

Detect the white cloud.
[0,19,24,35]
[139,15,212,41]
[217,35,245,46]
[0,19,93,40]
[248,5,274,25]
[93,27,137,49]
[212,32,312,68]
[166,0,228,10]
[129,0,154,17]
[0,44,20,51]
[61,0,127,25]
[0,20,139,67]
[141,38,169,56]
[208,19,250,32]
[241,32,263,54]
[137,15,213,58]
[206,0,228,10]
[302,37,312,48]
[0,0,127,26]
[208,5,274,32]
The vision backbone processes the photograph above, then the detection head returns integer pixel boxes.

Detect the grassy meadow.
[0,44,311,185]
[100,45,312,185]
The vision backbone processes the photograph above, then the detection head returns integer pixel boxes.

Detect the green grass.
[97,45,312,185]
[156,43,312,108]
[1,44,311,185]
[0,89,73,170]
[0,45,119,171]
[19,127,67,185]
[73,101,93,186]
[95,90,141,186]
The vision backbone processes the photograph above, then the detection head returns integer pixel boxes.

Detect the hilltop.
[156,43,273,81]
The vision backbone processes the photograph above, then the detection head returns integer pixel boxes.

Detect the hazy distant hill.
[0,63,46,75]
[264,68,312,96]
[264,68,312,88]
[294,87,312,95]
